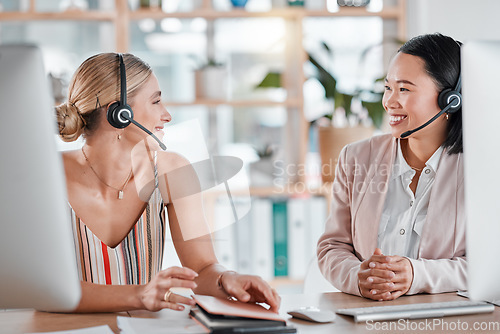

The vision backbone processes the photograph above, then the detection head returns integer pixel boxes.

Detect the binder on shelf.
[287,197,309,280]
[235,214,252,275]
[251,198,274,281]
[213,195,328,281]
[272,200,288,277]
[307,196,327,261]
[213,198,237,271]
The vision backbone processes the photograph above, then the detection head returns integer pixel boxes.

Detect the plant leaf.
[308,54,336,99]
[362,100,385,129]
[256,72,282,88]
[334,92,354,117]
[321,41,332,53]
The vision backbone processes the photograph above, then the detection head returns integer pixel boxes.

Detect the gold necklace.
[81,147,133,200]
[408,164,423,172]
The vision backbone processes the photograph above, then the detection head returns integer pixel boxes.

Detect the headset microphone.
[107,54,167,150]
[400,76,462,139]
[119,112,167,150]
[400,97,459,138]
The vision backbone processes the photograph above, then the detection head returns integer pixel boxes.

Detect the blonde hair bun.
[55,101,85,142]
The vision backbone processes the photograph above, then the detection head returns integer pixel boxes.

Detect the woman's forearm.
[192,263,229,299]
[406,257,467,295]
[71,281,144,313]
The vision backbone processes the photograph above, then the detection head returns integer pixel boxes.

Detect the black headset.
[437,75,462,113]
[400,41,462,138]
[107,54,133,129]
[106,53,166,150]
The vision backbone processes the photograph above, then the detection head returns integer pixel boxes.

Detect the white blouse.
[377,140,443,259]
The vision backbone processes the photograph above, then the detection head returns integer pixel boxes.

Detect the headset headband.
[118,54,127,107]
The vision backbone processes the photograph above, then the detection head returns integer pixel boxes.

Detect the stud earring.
[445,113,449,120]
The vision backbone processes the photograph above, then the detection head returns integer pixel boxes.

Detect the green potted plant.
[249,143,278,187]
[254,71,288,101]
[308,42,386,183]
[253,40,395,183]
[194,58,228,100]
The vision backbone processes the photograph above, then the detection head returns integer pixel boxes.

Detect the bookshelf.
[0,0,406,192]
[0,0,406,290]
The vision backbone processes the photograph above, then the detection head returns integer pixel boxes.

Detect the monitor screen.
[0,44,81,311]
[462,40,500,303]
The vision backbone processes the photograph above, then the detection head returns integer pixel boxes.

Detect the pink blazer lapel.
[352,136,397,259]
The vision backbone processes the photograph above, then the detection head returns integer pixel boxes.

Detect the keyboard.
[336,300,495,323]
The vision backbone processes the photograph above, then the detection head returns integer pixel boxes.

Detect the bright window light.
[190,18,207,32]
[138,18,156,33]
[161,18,183,33]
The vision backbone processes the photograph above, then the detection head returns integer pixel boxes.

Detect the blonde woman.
[56,53,280,312]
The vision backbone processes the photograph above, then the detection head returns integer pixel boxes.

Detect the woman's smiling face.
[383,52,448,140]
[127,73,171,142]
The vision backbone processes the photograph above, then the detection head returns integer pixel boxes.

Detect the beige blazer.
[317,134,467,296]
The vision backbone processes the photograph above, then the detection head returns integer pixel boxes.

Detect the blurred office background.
[1,0,499,293]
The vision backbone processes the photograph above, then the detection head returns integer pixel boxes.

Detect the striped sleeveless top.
[69,163,166,285]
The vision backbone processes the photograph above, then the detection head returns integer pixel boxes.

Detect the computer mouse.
[287,306,336,323]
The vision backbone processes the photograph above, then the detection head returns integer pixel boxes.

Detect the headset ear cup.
[438,89,462,113]
[107,102,133,129]
[438,89,452,110]
[107,102,121,128]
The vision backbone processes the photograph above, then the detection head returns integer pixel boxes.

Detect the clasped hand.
[358,248,414,301]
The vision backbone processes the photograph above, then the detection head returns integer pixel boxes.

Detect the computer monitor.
[0,44,81,311]
[462,40,500,303]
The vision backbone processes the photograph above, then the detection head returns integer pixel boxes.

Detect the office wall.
[407,0,500,42]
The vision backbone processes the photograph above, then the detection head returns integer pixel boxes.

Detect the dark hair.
[398,33,462,154]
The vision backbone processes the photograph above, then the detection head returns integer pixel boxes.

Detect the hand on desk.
[218,271,281,313]
[139,266,198,312]
[358,248,414,301]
